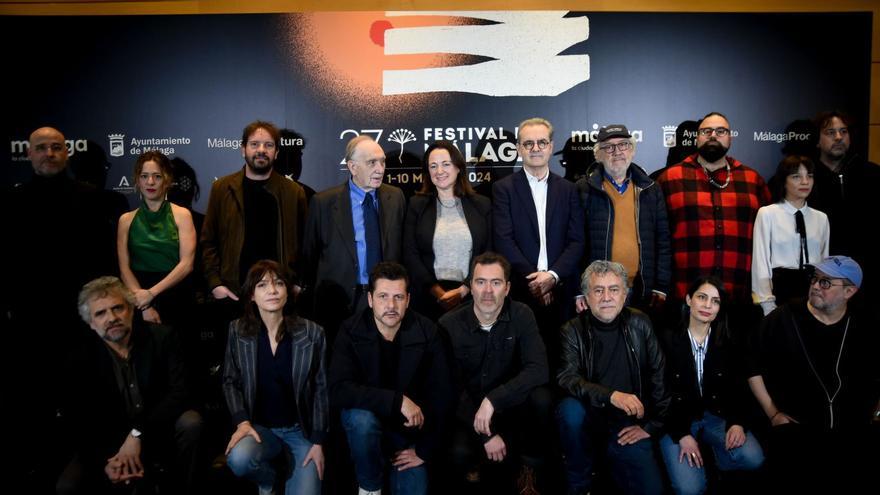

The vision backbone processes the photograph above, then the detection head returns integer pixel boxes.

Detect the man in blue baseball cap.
[747,255,878,492]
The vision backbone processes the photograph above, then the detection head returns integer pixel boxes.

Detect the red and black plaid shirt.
[656,154,770,301]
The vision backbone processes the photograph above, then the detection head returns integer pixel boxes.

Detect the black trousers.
[766,422,878,493]
[56,409,204,495]
[448,386,556,480]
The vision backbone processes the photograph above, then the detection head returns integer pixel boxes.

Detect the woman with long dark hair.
[223,260,328,494]
[403,140,491,318]
[659,277,764,494]
[117,150,196,325]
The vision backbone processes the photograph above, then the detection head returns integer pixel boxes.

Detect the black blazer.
[302,181,406,308]
[62,322,189,468]
[402,192,492,293]
[661,327,751,442]
[492,170,585,298]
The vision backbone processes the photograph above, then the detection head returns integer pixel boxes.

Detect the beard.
[698,141,729,163]
[245,153,273,174]
[825,143,848,160]
[102,324,131,344]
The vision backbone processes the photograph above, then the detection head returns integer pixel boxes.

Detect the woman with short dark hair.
[752,155,829,315]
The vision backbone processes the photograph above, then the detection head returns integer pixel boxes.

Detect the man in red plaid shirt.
[656,112,771,307]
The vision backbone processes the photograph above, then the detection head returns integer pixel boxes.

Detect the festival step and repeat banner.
[1,11,871,210]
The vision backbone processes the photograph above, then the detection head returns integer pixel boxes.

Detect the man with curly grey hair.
[556,260,669,495]
[57,276,202,495]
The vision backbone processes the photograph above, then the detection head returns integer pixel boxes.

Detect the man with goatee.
[656,112,770,324]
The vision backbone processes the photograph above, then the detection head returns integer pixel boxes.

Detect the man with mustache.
[656,112,770,315]
[201,120,308,310]
[439,252,552,494]
[329,262,452,495]
[557,260,669,495]
[57,276,202,494]
[302,135,406,339]
[748,256,879,492]
[806,111,880,305]
[576,124,671,316]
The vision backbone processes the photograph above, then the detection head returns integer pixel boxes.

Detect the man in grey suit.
[302,135,406,337]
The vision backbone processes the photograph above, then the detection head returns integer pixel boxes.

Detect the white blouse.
[752,200,829,315]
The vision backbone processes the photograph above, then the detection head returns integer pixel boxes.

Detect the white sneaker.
[358,487,381,495]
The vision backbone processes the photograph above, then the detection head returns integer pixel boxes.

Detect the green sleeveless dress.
[128,201,192,327]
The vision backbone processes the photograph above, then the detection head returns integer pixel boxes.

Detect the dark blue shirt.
[602,169,631,195]
[254,326,299,427]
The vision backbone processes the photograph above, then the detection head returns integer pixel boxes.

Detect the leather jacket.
[557,307,670,435]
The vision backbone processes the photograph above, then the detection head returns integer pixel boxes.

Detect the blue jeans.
[659,411,764,495]
[341,408,427,495]
[226,423,321,495]
[557,397,663,495]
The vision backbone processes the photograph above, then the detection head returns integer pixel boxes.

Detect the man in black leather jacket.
[556,260,669,495]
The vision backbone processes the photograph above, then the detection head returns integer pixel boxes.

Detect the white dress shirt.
[525,169,553,276]
[752,200,830,314]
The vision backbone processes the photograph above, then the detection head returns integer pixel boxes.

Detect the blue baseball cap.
[810,256,863,288]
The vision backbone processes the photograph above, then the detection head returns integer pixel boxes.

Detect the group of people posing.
[7,111,879,495]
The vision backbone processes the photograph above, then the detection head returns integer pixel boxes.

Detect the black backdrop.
[2,11,871,209]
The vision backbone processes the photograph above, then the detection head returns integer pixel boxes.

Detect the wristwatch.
[130,428,143,439]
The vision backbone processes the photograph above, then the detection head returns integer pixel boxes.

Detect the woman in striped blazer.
[223,260,329,495]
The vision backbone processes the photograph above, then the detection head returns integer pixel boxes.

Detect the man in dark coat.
[329,262,452,495]
[57,276,202,495]
[493,117,585,365]
[556,261,669,495]
[576,124,671,315]
[302,135,405,338]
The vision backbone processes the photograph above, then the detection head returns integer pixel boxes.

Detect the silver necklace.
[705,163,732,189]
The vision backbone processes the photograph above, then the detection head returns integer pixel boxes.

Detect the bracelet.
[770,411,781,420]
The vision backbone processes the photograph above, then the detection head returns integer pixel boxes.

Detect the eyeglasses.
[809,276,853,290]
[520,139,551,151]
[698,127,731,137]
[598,141,633,154]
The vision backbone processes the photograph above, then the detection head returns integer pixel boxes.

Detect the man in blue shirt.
[302,135,406,337]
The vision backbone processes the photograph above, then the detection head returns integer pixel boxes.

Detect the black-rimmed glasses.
[810,276,852,290]
[698,127,730,137]
[598,141,633,154]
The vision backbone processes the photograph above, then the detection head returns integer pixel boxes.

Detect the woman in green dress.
[117,150,196,326]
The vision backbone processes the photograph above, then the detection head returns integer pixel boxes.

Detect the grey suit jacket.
[222,315,329,444]
[302,180,406,308]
